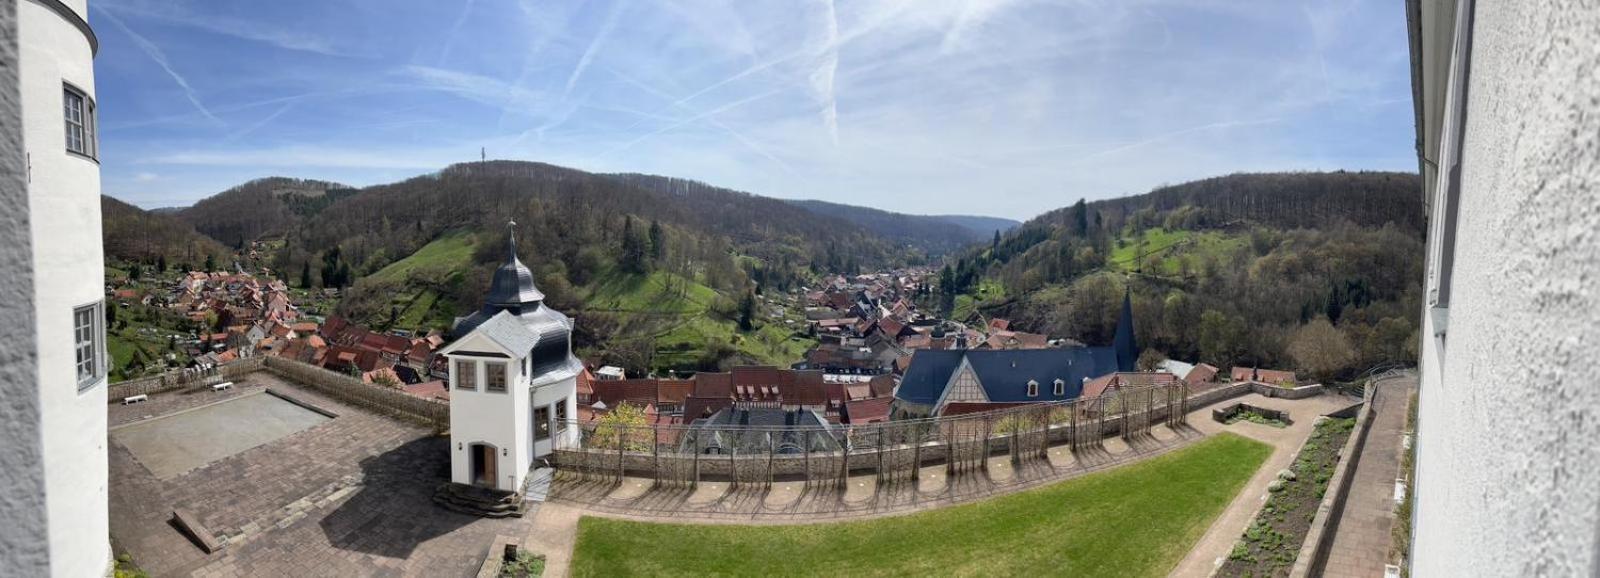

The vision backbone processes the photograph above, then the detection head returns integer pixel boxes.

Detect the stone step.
[431,483,529,518]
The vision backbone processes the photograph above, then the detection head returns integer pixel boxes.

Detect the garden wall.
[260,357,448,429]
[107,356,265,400]
[1290,380,1379,577]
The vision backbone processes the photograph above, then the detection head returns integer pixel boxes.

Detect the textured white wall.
[1412,2,1600,576]
[18,0,110,576]
[0,1,52,575]
[448,333,530,492]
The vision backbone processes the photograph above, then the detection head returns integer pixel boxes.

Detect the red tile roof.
[844,397,893,424]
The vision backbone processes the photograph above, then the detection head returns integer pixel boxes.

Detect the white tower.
[4,0,111,575]
[440,223,579,492]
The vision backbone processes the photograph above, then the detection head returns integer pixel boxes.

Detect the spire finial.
[507,219,518,263]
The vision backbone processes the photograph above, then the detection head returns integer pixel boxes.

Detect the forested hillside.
[784,199,1019,256]
[179,161,914,374]
[177,177,356,247]
[101,196,230,268]
[938,171,1424,381]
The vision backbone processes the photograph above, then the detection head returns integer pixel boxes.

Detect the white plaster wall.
[0,1,52,575]
[530,366,579,459]
[447,345,527,492]
[1411,2,1600,576]
[17,1,110,576]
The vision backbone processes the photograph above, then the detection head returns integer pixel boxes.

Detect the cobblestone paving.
[1317,376,1415,578]
[109,374,536,577]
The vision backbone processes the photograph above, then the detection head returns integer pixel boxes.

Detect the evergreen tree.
[157,255,167,273]
[619,216,648,274]
[300,261,313,289]
[737,290,756,331]
[1071,199,1089,237]
[648,219,665,262]
[204,254,216,272]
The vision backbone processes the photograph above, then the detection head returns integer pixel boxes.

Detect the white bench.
[211,382,233,392]
[122,394,148,405]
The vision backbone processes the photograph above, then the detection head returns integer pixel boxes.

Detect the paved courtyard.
[109,373,535,577]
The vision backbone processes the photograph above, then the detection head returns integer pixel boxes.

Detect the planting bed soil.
[1218,416,1356,577]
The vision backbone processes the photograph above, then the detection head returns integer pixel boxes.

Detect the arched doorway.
[468,442,498,489]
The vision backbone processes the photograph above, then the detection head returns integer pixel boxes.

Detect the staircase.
[432,483,530,518]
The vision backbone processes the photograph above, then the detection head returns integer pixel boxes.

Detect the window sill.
[76,375,106,394]
[66,150,100,164]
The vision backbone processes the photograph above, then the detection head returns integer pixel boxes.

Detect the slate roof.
[895,347,1120,406]
[470,310,541,355]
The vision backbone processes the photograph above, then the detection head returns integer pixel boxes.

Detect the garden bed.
[1219,416,1356,577]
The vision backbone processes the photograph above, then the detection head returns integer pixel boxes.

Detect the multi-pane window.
[554,399,568,433]
[73,302,103,389]
[486,362,507,392]
[534,406,551,441]
[63,85,96,159]
[455,359,477,390]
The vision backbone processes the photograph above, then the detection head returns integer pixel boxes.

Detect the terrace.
[108,365,533,577]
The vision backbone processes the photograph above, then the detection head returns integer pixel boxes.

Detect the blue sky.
[92,0,1416,220]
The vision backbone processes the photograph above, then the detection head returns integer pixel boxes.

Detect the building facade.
[441,228,579,493]
[1408,0,1600,575]
[2,0,110,576]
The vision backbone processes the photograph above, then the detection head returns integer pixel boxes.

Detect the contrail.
[97,7,220,124]
[563,0,627,99]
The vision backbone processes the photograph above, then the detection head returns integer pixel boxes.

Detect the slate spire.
[1113,288,1139,372]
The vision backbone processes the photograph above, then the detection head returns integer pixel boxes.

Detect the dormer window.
[1026,380,1039,397]
[1053,379,1065,396]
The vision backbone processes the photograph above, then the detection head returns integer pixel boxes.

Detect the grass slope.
[1108,228,1246,276]
[571,433,1272,577]
[368,232,476,283]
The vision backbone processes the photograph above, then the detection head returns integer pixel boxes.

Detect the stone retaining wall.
[1249,382,1327,400]
[107,357,265,400]
[109,356,448,429]
[260,357,448,429]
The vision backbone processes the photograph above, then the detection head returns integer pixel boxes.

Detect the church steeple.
[1113,288,1138,372]
[485,220,544,309]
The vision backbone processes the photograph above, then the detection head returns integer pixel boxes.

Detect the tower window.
[63,84,96,159]
[455,359,477,390]
[73,302,104,390]
[486,362,507,392]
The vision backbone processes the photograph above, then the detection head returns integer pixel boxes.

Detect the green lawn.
[571,433,1272,577]
[368,232,476,283]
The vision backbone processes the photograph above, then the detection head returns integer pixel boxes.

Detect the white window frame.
[73,301,105,390]
[1026,379,1039,397]
[554,398,569,433]
[63,83,97,160]
[485,361,508,393]
[1053,379,1065,396]
[454,359,477,390]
